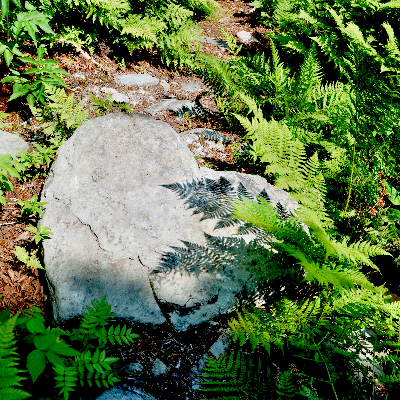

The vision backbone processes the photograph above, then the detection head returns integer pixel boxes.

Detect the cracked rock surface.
[40,112,296,330]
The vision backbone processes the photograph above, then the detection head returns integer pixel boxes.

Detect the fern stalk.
[343,139,357,215]
[312,337,339,400]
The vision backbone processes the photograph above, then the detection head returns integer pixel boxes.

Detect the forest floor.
[0,1,277,399]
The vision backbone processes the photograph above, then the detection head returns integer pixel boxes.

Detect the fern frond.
[73,349,120,389]
[333,287,400,319]
[13,247,43,270]
[186,0,222,17]
[160,2,193,26]
[318,140,348,178]
[198,53,240,96]
[69,296,115,347]
[382,21,400,59]
[121,14,166,48]
[98,325,139,346]
[276,371,298,399]
[291,43,324,110]
[283,246,373,289]
[229,307,273,352]
[30,85,89,144]
[0,312,31,400]
[66,0,131,26]
[201,350,274,398]
[332,239,390,270]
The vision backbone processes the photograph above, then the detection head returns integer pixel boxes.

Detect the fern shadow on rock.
[151,176,301,306]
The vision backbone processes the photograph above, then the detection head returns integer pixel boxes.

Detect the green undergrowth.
[0,295,139,400]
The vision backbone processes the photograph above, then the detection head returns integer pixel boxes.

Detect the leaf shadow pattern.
[152,177,297,297]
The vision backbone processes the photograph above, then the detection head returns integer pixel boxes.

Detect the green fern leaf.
[0,313,31,400]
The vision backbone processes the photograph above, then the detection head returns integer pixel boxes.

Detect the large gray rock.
[0,130,29,156]
[40,113,296,330]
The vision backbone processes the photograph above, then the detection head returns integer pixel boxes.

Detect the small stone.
[100,87,130,103]
[159,80,170,92]
[181,82,201,92]
[236,31,257,43]
[89,86,101,94]
[73,72,86,80]
[152,359,168,376]
[115,74,159,86]
[125,362,144,375]
[209,333,231,359]
[0,130,29,157]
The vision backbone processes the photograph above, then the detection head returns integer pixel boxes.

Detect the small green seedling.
[25,225,53,244]
[183,111,196,129]
[18,195,48,217]
[14,246,44,269]
[0,111,10,128]
[115,57,126,69]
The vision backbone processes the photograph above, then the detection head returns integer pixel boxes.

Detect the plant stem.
[313,338,339,400]
[343,140,356,215]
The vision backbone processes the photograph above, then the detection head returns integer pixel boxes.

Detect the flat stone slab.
[199,36,228,50]
[181,82,201,92]
[115,74,159,86]
[145,99,203,118]
[181,128,232,145]
[0,130,29,156]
